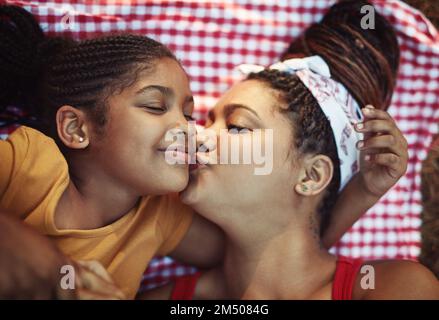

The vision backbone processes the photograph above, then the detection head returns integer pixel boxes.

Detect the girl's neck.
[55,160,140,230]
[217,210,337,300]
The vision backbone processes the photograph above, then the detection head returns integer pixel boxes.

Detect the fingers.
[356,134,403,156]
[75,260,125,300]
[76,288,122,300]
[368,153,406,179]
[360,105,393,121]
[355,119,396,135]
[354,105,408,159]
[77,260,113,283]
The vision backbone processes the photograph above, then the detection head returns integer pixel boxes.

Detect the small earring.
[78,137,84,143]
[301,184,308,192]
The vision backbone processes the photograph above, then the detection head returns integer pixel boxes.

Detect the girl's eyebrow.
[136,85,173,97]
[208,109,215,122]
[136,86,193,106]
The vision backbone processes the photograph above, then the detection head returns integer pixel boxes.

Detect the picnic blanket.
[1,0,438,292]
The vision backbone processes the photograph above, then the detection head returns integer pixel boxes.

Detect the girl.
[142,1,438,300]
[0,5,224,299]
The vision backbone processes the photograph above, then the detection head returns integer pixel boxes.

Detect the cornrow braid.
[247,70,341,235]
[0,5,177,138]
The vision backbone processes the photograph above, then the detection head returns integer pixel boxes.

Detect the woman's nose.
[195,125,217,153]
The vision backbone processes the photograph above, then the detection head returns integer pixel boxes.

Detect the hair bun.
[283,0,400,111]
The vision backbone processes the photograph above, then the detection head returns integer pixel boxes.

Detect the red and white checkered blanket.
[1,0,438,293]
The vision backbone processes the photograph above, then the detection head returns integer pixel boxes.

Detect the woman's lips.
[189,152,211,172]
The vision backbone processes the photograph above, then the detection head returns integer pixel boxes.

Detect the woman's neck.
[216,209,337,300]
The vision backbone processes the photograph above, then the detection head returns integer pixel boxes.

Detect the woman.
[142,1,438,300]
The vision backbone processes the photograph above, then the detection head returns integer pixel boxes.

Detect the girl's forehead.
[127,59,190,95]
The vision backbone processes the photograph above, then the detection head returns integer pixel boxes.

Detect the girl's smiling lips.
[157,146,189,164]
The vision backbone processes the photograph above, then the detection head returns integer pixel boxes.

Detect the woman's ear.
[294,155,334,196]
[56,105,90,149]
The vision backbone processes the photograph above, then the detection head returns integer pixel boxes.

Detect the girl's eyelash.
[143,106,166,112]
[185,115,195,121]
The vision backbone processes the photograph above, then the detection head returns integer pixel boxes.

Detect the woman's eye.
[185,114,195,121]
[227,124,252,133]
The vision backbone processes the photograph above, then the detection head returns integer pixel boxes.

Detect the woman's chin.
[179,171,206,207]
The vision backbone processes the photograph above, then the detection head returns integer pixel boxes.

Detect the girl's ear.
[56,105,90,149]
[294,155,334,196]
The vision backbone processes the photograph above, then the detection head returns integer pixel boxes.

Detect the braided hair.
[249,0,399,234]
[0,5,176,137]
[248,71,340,234]
[282,0,400,111]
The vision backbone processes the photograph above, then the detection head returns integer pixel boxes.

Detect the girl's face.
[180,80,301,223]
[89,58,194,195]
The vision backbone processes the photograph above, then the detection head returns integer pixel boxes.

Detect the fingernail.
[365,105,375,109]
[362,108,373,115]
[365,154,371,161]
[356,123,364,130]
[357,141,364,149]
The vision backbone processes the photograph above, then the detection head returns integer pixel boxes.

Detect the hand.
[354,105,409,198]
[0,213,75,299]
[74,260,126,300]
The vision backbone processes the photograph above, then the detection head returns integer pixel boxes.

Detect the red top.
[331,256,364,300]
[170,256,363,300]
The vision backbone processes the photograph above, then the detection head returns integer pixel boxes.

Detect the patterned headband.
[237,56,364,191]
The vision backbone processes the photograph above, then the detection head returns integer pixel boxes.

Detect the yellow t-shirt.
[0,126,194,298]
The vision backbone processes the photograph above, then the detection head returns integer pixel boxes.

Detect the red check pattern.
[1,0,438,293]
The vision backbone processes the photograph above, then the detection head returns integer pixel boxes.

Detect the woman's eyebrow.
[136,85,173,97]
[185,95,194,105]
[208,109,215,122]
[223,103,261,120]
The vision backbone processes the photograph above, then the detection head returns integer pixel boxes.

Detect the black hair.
[250,0,399,234]
[0,5,177,138]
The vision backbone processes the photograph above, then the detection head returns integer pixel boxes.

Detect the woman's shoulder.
[353,260,439,300]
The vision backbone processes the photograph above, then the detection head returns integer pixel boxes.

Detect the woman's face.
[89,57,194,195]
[180,79,301,222]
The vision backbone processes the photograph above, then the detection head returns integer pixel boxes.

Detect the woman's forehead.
[213,80,278,113]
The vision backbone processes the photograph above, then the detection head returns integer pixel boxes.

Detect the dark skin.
[53,57,224,267]
[0,213,72,299]
[139,81,438,300]
[0,213,126,299]
[0,60,422,299]
[0,57,224,298]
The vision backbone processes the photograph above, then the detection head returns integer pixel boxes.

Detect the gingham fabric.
[1,0,438,293]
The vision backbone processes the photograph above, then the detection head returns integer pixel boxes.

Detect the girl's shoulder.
[0,126,69,220]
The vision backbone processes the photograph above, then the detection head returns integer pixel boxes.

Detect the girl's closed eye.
[142,104,167,114]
